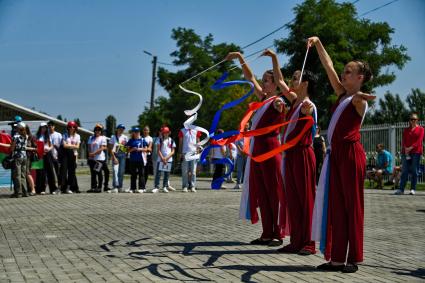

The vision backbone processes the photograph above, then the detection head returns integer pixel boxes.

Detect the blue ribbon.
[199,72,254,190]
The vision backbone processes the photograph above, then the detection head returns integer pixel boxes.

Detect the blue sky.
[0,0,424,130]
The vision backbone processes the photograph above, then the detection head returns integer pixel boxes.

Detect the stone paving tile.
[1,174,425,282]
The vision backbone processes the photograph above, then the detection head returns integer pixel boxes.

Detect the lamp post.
[143,50,157,110]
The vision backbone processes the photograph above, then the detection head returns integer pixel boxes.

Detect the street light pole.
[143,50,157,110]
[150,55,157,110]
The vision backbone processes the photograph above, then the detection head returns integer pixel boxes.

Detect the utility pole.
[143,50,157,110]
[150,55,157,110]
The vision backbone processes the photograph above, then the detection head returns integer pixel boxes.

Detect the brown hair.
[354,60,373,84]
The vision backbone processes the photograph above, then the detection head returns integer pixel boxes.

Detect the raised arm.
[225,52,264,100]
[262,49,297,103]
[307,37,345,96]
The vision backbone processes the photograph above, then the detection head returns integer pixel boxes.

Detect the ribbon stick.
[299,46,310,85]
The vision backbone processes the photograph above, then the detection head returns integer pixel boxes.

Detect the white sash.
[312,95,368,243]
[239,99,274,220]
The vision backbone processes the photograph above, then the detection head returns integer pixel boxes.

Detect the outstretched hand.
[273,98,285,113]
[225,52,242,61]
[301,100,314,114]
[356,92,376,101]
[261,49,276,57]
[307,36,319,48]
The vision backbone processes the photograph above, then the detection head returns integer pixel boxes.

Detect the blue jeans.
[181,159,197,188]
[154,162,170,188]
[235,154,247,184]
[112,153,126,189]
[399,153,421,191]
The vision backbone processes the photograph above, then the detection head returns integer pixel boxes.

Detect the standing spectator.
[109,124,128,193]
[142,126,153,187]
[151,130,161,182]
[10,122,28,198]
[87,124,109,193]
[234,123,250,189]
[225,142,237,184]
[25,125,37,196]
[178,127,201,193]
[60,121,80,193]
[210,129,227,189]
[395,113,424,195]
[367,144,393,189]
[153,127,176,193]
[313,126,326,184]
[35,122,58,195]
[126,127,149,193]
[48,121,62,194]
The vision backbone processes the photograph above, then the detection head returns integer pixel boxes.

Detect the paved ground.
[0,174,424,282]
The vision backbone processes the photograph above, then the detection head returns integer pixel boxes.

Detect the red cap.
[161,127,170,134]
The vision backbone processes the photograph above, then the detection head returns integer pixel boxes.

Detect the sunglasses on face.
[410,118,418,121]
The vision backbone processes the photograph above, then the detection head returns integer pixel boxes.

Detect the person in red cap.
[153,127,176,193]
[60,121,80,193]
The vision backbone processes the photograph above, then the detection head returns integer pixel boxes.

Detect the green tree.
[406,88,425,120]
[370,91,408,124]
[74,118,81,127]
[139,27,251,137]
[105,115,117,137]
[275,0,410,126]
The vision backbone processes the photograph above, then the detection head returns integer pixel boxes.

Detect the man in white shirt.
[178,127,201,192]
[48,121,62,194]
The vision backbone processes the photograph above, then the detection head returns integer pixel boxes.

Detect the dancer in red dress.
[225,51,288,247]
[263,49,318,255]
[309,36,375,273]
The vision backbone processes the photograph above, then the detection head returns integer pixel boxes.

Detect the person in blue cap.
[125,126,149,193]
[108,124,128,193]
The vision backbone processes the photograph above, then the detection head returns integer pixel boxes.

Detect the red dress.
[327,97,366,263]
[249,102,286,240]
[283,106,316,252]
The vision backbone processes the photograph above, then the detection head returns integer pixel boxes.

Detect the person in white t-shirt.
[87,124,109,193]
[108,124,128,193]
[178,127,201,192]
[210,129,227,189]
[48,121,62,194]
[225,142,237,184]
[142,125,153,186]
[153,127,175,193]
[60,121,80,193]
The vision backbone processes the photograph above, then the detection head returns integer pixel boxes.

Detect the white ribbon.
[179,85,210,161]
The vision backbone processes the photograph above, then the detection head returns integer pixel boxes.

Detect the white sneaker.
[110,188,119,193]
[142,189,147,193]
[394,189,403,195]
[136,189,144,193]
[410,190,416,195]
[152,188,159,193]
[167,185,176,191]
[182,187,188,193]
[123,189,133,193]
[65,190,73,194]
[40,192,46,195]
[162,187,169,193]
[190,187,196,193]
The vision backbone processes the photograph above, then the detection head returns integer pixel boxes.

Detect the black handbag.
[2,155,13,170]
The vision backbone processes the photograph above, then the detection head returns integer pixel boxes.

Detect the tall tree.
[370,91,408,124]
[139,27,250,136]
[105,115,117,137]
[406,88,425,120]
[74,118,81,127]
[275,0,410,127]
